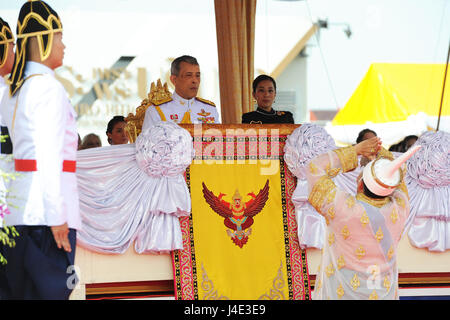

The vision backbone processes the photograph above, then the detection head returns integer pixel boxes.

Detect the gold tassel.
[180,111,192,124]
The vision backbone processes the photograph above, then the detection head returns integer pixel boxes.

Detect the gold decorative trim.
[390,207,399,224]
[148,80,172,106]
[360,211,369,227]
[370,157,403,189]
[258,262,286,300]
[383,276,391,292]
[350,274,360,291]
[369,290,379,300]
[325,263,335,278]
[356,192,391,208]
[308,176,336,214]
[356,245,366,260]
[178,123,301,136]
[341,225,350,240]
[0,38,14,45]
[375,227,384,242]
[201,264,229,300]
[346,196,355,208]
[336,283,345,299]
[377,147,394,160]
[201,262,289,300]
[124,79,172,143]
[16,27,62,39]
[334,146,358,172]
[387,245,394,261]
[337,255,346,270]
[328,232,335,246]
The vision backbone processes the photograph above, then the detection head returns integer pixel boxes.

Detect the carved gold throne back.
[124,79,172,143]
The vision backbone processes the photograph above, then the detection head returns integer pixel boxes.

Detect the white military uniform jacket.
[0,76,13,223]
[0,61,81,230]
[142,91,220,131]
[0,76,10,129]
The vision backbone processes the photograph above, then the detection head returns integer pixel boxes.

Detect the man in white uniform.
[0,0,80,299]
[142,55,220,131]
[0,17,14,154]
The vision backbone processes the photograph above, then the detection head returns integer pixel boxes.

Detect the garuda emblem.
[202,180,269,248]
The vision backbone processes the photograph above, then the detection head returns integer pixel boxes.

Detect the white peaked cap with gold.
[362,145,421,196]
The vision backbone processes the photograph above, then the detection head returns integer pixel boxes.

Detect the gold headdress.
[9,0,63,96]
[0,17,14,68]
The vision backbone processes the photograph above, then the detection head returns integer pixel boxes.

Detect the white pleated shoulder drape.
[406,131,450,252]
[285,125,450,252]
[76,121,194,254]
[284,123,362,249]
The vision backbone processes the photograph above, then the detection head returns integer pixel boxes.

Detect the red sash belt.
[14,159,76,173]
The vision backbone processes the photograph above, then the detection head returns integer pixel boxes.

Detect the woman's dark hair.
[356,128,377,144]
[252,74,277,93]
[363,181,386,199]
[106,115,125,134]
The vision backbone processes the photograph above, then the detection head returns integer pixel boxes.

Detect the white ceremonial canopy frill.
[284,123,362,249]
[405,131,450,252]
[76,121,194,254]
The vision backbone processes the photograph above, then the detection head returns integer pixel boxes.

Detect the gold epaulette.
[151,96,172,106]
[195,97,216,107]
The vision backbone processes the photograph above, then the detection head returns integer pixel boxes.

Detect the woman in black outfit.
[242,75,294,124]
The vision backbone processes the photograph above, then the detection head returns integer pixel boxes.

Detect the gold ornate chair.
[124,79,172,143]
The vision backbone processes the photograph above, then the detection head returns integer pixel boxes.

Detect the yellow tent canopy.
[332,63,450,126]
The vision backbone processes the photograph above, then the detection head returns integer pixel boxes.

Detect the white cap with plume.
[362,145,421,196]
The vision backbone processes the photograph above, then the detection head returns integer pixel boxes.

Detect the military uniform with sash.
[142,91,220,131]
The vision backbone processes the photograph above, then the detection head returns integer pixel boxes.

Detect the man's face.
[170,62,200,100]
[4,41,15,74]
[46,32,65,69]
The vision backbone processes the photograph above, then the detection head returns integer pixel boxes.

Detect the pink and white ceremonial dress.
[306,146,410,300]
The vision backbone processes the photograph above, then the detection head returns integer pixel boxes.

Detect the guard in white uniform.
[0,17,15,259]
[142,55,220,131]
[0,1,80,300]
[0,17,14,154]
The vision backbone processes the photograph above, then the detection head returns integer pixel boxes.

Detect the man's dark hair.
[400,135,418,152]
[171,55,199,76]
[356,128,377,144]
[252,74,277,93]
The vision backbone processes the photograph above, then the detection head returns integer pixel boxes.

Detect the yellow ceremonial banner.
[173,124,310,300]
[191,161,286,299]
